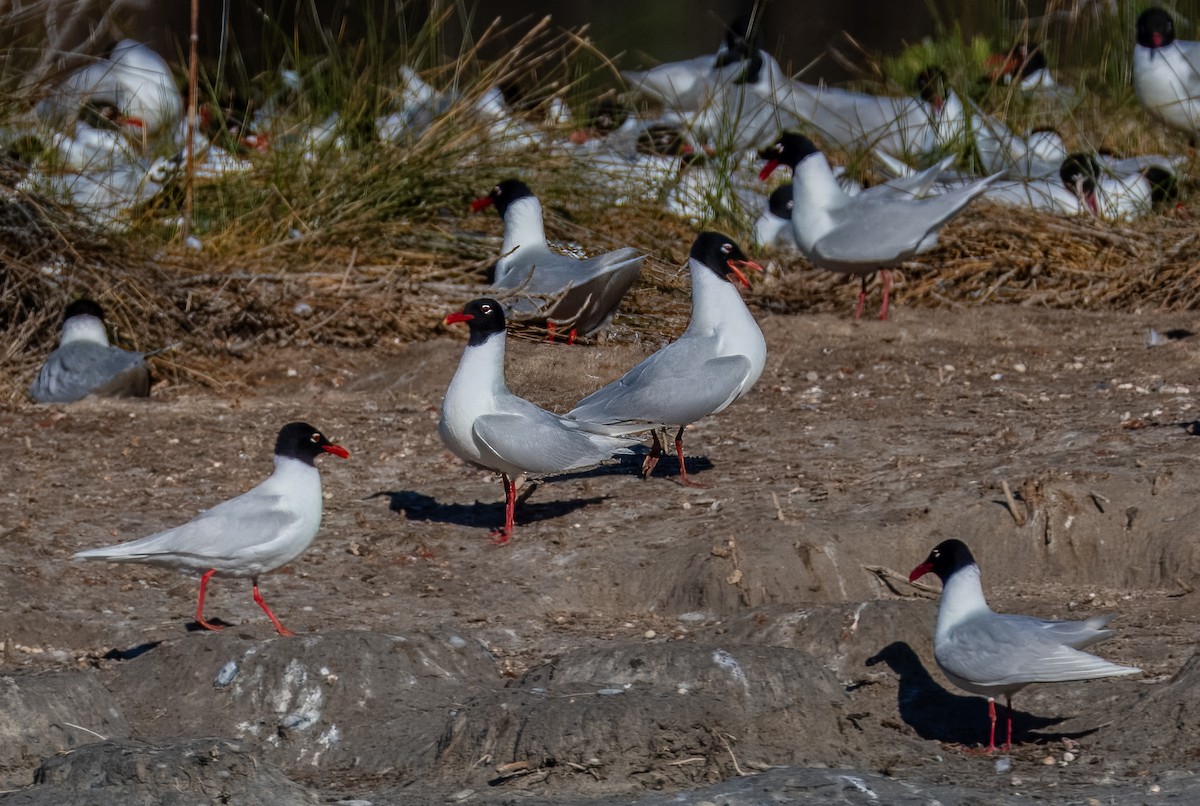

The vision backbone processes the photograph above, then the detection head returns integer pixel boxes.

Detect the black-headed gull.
[909,539,1140,752]
[74,422,349,636]
[753,183,796,251]
[759,132,999,319]
[472,178,643,340]
[38,39,182,138]
[439,298,637,544]
[1133,7,1200,138]
[30,299,151,403]
[1060,153,1178,221]
[621,14,758,113]
[566,232,765,487]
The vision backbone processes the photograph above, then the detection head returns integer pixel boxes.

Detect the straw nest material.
[4,174,1200,406]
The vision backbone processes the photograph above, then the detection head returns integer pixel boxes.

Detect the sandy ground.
[2,302,1200,804]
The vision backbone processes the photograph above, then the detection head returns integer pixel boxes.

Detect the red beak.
[759,160,780,181]
[470,196,494,213]
[908,562,933,584]
[444,311,474,325]
[727,258,763,288]
[1152,32,1163,48]
[322,443,350,459]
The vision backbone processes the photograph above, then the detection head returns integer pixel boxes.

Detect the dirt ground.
[3,299,1200,804]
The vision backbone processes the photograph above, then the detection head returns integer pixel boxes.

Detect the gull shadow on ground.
[866,642,1100,748]
[553,450,715,484]
[103,641,163,661]
[369,488,608,530]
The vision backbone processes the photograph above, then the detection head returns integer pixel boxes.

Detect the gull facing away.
[74,422,349,636]
[30,299,151,403]
[759,132,999,320]
[439,298,638,544]
[909,539,1140,753]
[566,232,766,487]
[472,179,644,341]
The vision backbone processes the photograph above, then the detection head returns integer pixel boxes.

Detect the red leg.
[252,577,294,636]
[675,425,705,488]
[878,269,892,320]
[546,322,557,343]
[566,328,577,346]
[987,697,998,753]
[195,569,224,631]
[490,473,516,545]
[854,276,867,320]
[641,431,664,480]
[1004,695,1013,753]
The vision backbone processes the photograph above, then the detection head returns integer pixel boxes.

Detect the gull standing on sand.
[30,299,152,403]
[759,132,999,319]
[909,539,1140,753]
[74,422,349,636]
[566,232,765,487]
[439,298,638,544]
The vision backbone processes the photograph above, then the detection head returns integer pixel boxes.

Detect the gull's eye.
[480,303,493,314]
[310,432,321,443]
[721,242,733,254]
[492,185,501,196]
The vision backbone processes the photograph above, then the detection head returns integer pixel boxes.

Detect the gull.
[74,422,349,636]
[439,298,637,543]
[909,539,1140,753]
[30,299,151,403]
[759,132,1000,319]
[566,232,765,487]
[472,178,643,339]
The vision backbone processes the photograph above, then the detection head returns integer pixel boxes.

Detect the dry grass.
[5,10,1200,405]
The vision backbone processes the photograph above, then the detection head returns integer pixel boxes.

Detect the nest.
[5,176,1200,405]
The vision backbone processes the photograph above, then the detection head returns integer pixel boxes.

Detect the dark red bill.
[322,444,350,459]
[759,160,780,181]
[908,562,933,584]
[470,196,494,213]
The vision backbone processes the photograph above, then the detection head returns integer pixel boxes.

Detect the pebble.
[994,757,1012,773]
[1013,362,1027,373]
[1149,784,1162,794]
[644,630,656,639]
[213,660,239,688]
[1042,755,1056,766]
[1062,751,1076,763]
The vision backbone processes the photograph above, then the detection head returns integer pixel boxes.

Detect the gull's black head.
[767,182,794,220]
[758,132,820,179]
[916,67,949,109]
[690,232,762,289]
[1060,152,1101,198]
[715,13,757,66]
[1137,8,1175,49]
[63,298,106,325]
[275,422,350,466]
[471,179,535,218]
[909,539,977,584]
[1144,165,1179,206]
[444,298,507,346]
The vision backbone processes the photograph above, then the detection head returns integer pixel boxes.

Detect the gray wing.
[568,349,752,433]
[74,491,299,568]
[473,412,634,475]
[30,343,149,403]
[816,176,998,265]
[937,612,1140,688]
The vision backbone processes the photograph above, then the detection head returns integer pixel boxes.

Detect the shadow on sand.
[866,641,1100,748]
